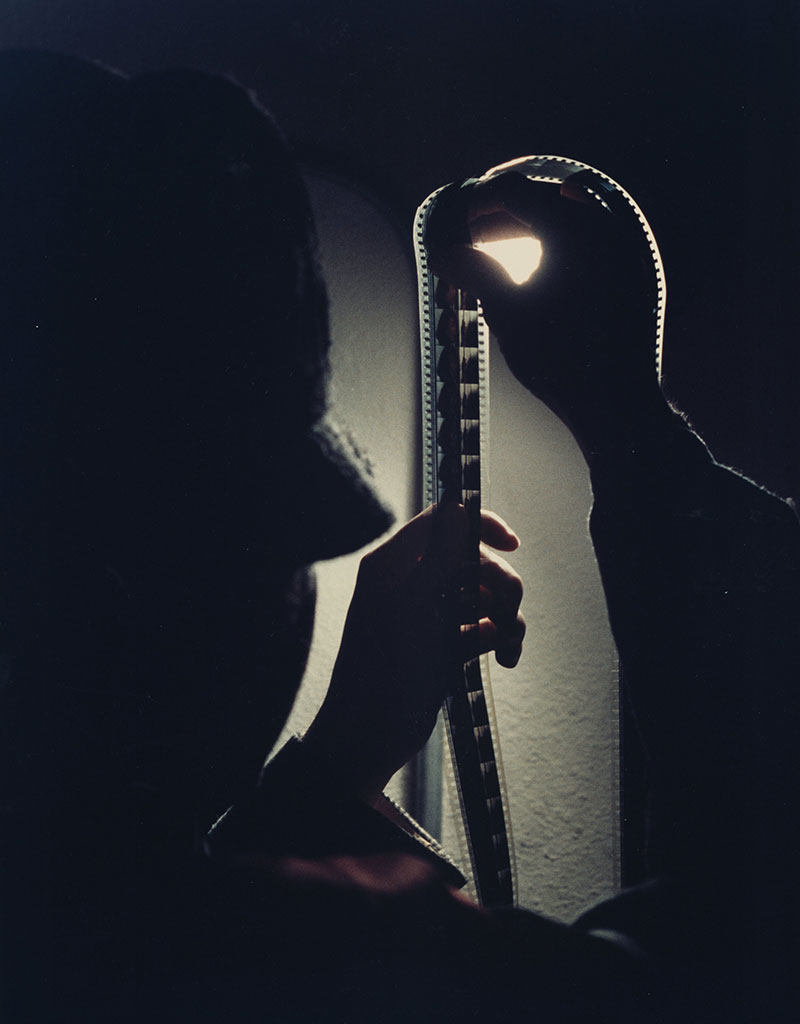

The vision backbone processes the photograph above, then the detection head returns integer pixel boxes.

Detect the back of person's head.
[0,49,391,907]
[0,50,389,569]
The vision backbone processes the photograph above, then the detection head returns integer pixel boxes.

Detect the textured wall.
[282,172,620,921]
[276,172,420,812]
[483,353,620,919]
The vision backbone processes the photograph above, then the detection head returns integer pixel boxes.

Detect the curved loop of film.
[413,155,664,907]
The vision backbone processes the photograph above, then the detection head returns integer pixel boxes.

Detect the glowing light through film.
[473,236,543,285]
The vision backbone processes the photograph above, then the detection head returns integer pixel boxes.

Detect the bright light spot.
[474,237,543,285]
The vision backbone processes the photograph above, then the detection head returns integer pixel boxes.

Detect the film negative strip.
[413,155,665,909]
[415,190,514,909]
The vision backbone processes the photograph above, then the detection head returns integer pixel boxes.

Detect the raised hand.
[427,171,672,459]
[302,505,525,804]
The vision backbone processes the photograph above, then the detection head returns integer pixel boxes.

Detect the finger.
[362,504,466,588]
[491,613,526,668]
[365,506,519,607]
[427,242,513,300]
[461,615,525,668]
[477,550,523,625]
[468,172,565,237]
[383,505,437,561]
[469,172,609,246]
[479,509,520,552]
[475,582,524,632]
[473,583,523,636]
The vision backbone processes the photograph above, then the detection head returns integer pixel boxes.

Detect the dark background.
[4,0,798,500]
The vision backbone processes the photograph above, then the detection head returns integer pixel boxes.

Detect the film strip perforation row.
[431,255,514,906]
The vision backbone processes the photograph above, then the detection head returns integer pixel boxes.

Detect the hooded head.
[0,51,393,859]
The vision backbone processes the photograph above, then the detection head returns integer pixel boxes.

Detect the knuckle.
[502,571,523,609]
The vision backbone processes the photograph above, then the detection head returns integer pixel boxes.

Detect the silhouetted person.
[1,49,798,1024]
[0,50,523,1022]
[0,48,397,1019]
